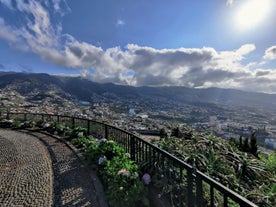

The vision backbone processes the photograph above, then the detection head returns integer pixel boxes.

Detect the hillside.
[1,72,276,111]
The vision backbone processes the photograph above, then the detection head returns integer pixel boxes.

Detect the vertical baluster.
[72,117,75,129]
[224,194,228,207]
[141,142,144,162]
[179,166,184,205]
[196,175,204,207]
[145,144,148,163]
[187,169,194,207]
[130,135,135,161]
[210,185,214,207]
[87,120,90,135]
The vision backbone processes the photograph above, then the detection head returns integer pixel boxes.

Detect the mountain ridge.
[1,71,276,112]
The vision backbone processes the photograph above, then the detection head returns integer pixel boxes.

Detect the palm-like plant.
[153,127,275,206]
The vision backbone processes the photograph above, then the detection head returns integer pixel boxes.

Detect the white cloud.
[0,0,13,9]
[0,18,18,42]
[264,46,276,60]
[116,19,125,26]
[15,0,57,46]
[226,0,234,6]
[236,44,256,56]
[0,0,276,93]
[53,0,62,12]
[52,0,70,15]
[238,70,276,93]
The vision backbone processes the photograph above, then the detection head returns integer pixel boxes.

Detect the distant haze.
[1,72,276,113]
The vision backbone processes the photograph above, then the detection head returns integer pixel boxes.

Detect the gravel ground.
[0,129,104,207]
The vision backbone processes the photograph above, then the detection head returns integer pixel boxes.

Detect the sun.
[234,0,271,31]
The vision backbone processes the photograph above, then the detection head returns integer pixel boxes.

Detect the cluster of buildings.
[1,88,275,151]
[193,116,276,150]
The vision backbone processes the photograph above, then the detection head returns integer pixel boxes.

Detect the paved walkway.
[0,129,105,207]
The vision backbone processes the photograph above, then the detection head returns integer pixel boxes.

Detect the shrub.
[105,156,149,207]
[264,152,276,172]
[70,126,88,139]
[84,138,149,207]
[71,137,91,148]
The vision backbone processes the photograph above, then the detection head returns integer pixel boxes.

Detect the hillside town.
[1,87,276,151]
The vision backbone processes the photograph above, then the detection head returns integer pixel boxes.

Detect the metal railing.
[1,112,258,207]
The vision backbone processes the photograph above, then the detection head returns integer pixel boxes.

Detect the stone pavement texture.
[0,129,105,207]
[0,129,53,206]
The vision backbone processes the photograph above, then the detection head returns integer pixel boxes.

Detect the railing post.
[24,113,27,121]
[87,120,90,135]
[57,115,60,123]
[6,111,10,120]
[196,173,204,207]
[105,125,109,139]
[224,194,228,207]
[130,135,135,161]
[72,117,75,128]
[187,169,195,207]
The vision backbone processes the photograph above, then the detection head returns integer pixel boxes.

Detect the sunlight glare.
[234,0,271,31]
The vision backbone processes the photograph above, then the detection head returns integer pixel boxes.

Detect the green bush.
[265,152,276,172]
[71,137,91,148]
[70,126,88,138]
[105,156,149,207]
[84,138,149,207]
[155,132,275,206]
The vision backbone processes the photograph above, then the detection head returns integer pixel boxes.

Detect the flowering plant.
[71,137,91,149]
[118,168,130,177]
[97,139,126,160]
[83,137,149,207]
[98,156,107,165]
[70,126,87,139]
[142,173,151,185]
[104,156,149,207]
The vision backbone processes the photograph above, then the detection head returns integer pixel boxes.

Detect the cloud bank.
[0,0,276,93]
[264,46,276,60]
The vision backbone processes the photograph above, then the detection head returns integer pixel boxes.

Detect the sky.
[0,0,276,93]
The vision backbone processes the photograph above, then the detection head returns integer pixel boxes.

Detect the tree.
[171,127,183,138]
[250,132,258,157]
[243,137,250,152]
[159,128,168,139]
[239,136,243,149]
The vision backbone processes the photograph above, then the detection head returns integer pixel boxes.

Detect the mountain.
[1,71,276,112]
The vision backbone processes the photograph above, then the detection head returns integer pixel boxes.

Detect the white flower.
[98,156,107,165]
[98,138,107,145]
[134,172,139,179]
[43,123,50,128]
[77,132,83,137]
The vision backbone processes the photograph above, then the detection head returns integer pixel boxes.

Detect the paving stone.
[0,129,103,207]
[28,131,100,207]
[0,129,53,207]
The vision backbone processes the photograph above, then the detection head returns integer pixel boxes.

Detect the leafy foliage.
[70,126,87,138]
[83,138,149,207]
[152,128,276,206]
[71,137,91,148]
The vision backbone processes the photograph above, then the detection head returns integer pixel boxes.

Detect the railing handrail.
[2,112,258,207]
[196,171,256,207]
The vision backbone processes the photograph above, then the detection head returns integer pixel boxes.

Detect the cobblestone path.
[0,129,53,206]
[0,129,103,207]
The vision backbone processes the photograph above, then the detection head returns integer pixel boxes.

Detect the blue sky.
[0,0,276,93]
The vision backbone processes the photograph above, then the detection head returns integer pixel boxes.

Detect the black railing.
[1,112,258,207]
